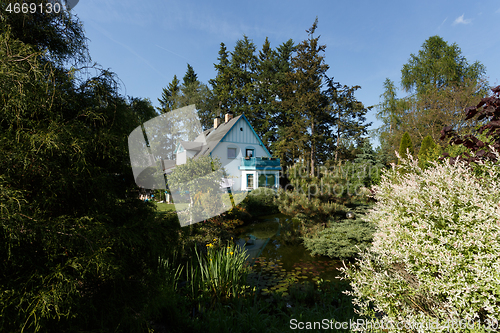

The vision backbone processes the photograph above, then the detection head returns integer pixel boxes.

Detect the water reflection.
[235,214,342,281]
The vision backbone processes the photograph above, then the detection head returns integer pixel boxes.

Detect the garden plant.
[342,153,500,332]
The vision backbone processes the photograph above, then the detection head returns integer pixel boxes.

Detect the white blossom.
[341,155,500,332]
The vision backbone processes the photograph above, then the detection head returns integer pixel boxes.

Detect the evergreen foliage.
[158,65,215,129]
[286,17,329,176]
[209,42,232,112]
[418,134,441,169]
[183,63,198,86]
[302,219,375,259]
[207,19,370,173]
[158,75,181,112]
[276,158,377,259]
[327,81,372,164]
[353,138,386,185]
[398,132,414,163]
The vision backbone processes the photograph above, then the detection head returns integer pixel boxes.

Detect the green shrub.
[276,189,346,223]
[417,135,441,169]
[342,154,500,331]
[302,219,376,259]
[241,187,279,216]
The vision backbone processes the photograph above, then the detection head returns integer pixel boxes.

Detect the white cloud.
[453,14,471,25]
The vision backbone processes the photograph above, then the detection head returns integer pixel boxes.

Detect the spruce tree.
[158,75,181,113]
[398,132,414,163]
[265,39,296,166]
[183,63,198,87]
[230,35,258,118]
[253,37,276,148]
[209,42,232,113]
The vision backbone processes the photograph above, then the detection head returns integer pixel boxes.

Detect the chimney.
[214,116,221,129]
[225,112,233,123]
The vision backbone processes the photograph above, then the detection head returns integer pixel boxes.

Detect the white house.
[172,113,281,192]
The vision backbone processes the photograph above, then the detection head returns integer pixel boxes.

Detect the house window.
[258,174,276,188]
[227,147,237,159]
[258,174,266,187]
[245,149,254,158]
[267,174,276,187]
[247,174,254,189]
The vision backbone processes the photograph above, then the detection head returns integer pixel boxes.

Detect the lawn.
[155,202,189,212]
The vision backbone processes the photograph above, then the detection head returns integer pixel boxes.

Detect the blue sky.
[73,0,500,145]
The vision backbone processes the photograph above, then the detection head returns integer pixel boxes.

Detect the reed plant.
[184,241,250,304]
[197,241,250,302]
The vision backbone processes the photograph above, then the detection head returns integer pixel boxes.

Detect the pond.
[234,214,343,295]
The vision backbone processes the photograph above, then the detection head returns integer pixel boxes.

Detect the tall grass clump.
[342,153,500,332]
[186,242,250,304]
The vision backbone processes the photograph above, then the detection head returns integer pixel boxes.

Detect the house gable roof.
[189,114,271,158]
[217,114,271,157]
[173,114,271,160]
[179,141,204,151]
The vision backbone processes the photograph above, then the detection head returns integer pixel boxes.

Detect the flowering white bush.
[341,153,500,332]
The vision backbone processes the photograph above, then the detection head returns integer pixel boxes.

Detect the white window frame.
[247,174,254,189]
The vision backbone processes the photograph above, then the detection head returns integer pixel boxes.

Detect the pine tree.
[398,132,414,163]
[158,64,216,130]
[253,37,276,147]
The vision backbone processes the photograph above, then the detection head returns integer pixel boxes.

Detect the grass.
[155,202,190,212]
